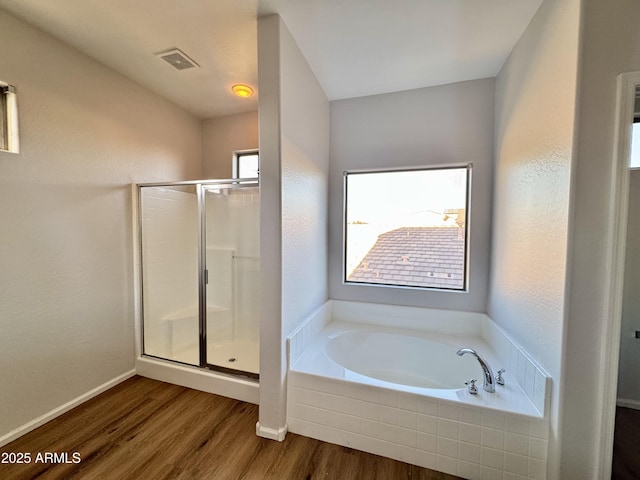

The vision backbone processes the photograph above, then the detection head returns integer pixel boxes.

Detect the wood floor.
[612,406,640,480]
[1,376,461,480]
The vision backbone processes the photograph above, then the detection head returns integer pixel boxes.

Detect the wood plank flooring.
[612,406,640,480]
[1,376,461,480]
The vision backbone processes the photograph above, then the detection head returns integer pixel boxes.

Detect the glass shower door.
[203,184,260,376]
[140,185,199,365]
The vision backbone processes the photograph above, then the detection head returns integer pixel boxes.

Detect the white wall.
[560,1,640,478]
[329,79,494,312]
[279,21,330,338]
[257,14,284,438]
[0,10,202,442]
[257,14,330,438]
[202,111,259,179]
[489,0,581,478]
[618,170,640,406]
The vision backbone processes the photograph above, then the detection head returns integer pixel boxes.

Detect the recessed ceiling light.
[231,84,254,97]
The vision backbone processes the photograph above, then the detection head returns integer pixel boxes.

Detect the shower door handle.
[204,269,209,285]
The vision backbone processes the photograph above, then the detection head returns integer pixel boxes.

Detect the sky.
[346,167,468,227]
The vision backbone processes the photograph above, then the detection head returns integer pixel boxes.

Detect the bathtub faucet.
[456,348,496,393]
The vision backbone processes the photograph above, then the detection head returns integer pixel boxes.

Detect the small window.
[233,150,259,179]
[631,89,640,169]
[0,82,19,154]
[630,123,640,169]
[343,165,470,291]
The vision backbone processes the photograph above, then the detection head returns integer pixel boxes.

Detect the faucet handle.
[465,379,478,395]
[496,369,506,386]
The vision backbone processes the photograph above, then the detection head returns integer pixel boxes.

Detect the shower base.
[136,355,259,404]
[208,339,259,375]
[173,339,260,376]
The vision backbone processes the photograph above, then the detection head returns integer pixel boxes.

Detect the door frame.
[599,71,640,477]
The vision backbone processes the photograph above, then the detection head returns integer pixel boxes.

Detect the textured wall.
[329,79,494,312]
[279,20,330,338]
[257,14,330,437]
[489,0,581,478]
[561,1,640,478]
[202,111,259,179]
[0,10,201,440]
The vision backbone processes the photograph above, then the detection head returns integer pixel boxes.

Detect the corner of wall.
[257,12,286,436]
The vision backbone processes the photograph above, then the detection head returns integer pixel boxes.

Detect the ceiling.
[0,0,542,119]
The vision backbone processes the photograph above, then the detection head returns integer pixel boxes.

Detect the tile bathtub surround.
[289,300,551,415]
[288,300,484,367]
[286,300,552,479]
[480,317,551,415]
[288,371,550,480]
[288,301,333,366]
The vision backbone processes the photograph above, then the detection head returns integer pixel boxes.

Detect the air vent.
[155,48,200,70]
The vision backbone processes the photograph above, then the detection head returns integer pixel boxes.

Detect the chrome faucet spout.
[456,348,496,393]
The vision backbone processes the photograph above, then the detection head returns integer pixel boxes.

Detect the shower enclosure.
[138,179,259,379]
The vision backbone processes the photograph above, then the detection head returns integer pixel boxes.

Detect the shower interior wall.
[204,186,261,372]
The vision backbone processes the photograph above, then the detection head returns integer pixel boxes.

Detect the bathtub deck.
[1,376,461,480]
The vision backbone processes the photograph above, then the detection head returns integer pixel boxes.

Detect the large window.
[343,165,470,290]
[233,150,259,179]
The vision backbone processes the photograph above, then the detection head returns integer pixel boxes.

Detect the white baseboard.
[617,397,640,410]
[0,370,136,448]
[256,422,287,441]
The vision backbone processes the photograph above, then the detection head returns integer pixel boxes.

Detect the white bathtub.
[292,320,540,415]
[287,300,551,479]
[325,329,481,390]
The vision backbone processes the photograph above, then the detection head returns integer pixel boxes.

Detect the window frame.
[342,163,472,292]
[232,149,259,179]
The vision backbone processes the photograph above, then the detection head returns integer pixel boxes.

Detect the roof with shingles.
[347,226,465,289]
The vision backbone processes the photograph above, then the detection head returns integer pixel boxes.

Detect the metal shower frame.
[136,178,259,380]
